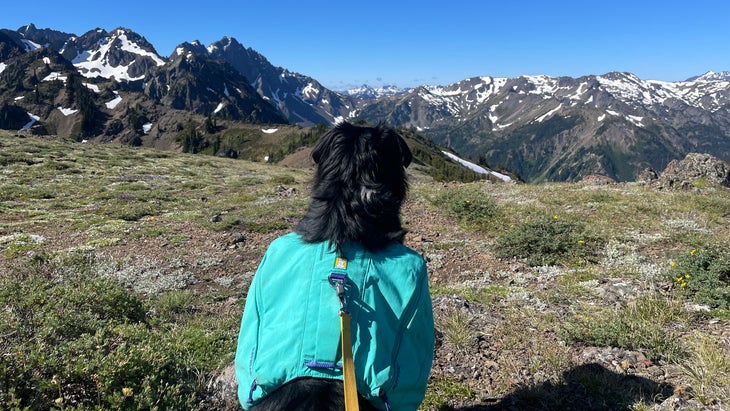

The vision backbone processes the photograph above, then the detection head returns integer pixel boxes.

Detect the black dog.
[241,122,422,411]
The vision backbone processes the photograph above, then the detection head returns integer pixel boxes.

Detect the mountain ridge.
[356,72,730,181]
[1,24,729,183]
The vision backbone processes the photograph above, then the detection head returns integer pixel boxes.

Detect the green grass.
[680,332,730,406]
[422,377,475,410]
[430,183,502,231]
[561,293,692,362]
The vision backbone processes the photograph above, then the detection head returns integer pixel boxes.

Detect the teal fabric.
[235,232,434,411]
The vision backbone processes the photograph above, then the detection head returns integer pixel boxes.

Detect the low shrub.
[100,201,161,222]
[495,215,601,267]
[434,185,500,230]
[0,252,236,410]
[268,175,296,185]
[668,246,730,309]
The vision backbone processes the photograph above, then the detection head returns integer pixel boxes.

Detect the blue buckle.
[328,273,347,313]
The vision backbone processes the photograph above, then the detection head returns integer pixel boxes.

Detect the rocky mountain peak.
[171,41,209,60]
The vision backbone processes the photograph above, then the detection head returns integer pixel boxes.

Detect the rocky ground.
[195,194,728,411]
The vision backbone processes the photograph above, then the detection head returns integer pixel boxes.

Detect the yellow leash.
[330,269,359,411]
[340,311,359,411]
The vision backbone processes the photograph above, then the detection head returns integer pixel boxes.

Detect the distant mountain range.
[1,23,729,182]
[355,73,730,181]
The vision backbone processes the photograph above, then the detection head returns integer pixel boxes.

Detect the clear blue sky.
[3,0,729,90]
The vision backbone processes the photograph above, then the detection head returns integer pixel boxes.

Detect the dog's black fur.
[250,123,412,410]
[295,121,412,255]
[249,378,379,411]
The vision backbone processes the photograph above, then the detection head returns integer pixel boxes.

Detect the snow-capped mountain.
[144,45,285,122]
[357,72,730,182]
[685,71,730,82]
[11,24,169,82]
[0,25,284,143]
[204,36,356,126]
[342,84,410,99]
[59,27,166,81]
[15,23,72,52]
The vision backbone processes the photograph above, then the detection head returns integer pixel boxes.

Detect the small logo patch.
[334,257,348,270]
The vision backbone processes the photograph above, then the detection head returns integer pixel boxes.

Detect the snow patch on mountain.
[105,92,122,109]
[626,115,644,127]
[117,31,164,66]
[58,107,78,116]
[22,113,40,130]
[536,103,562,122]
[42,72,67,83]
[300,83,319,100]
[21,39,41,51]
[442,151,512,182]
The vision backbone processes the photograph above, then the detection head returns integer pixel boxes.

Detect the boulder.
[657,153,730,189]
[636,168,659,184]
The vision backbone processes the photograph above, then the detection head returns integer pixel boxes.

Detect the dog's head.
[296,122,412,253]
[311,121,412,203]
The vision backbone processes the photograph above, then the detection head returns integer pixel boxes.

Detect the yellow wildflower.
[690,249,697,255]
[670,261,676,267]
[122,387,133,397]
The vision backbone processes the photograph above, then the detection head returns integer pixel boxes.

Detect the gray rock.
[657,153,730,189]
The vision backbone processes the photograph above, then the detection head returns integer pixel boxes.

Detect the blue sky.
[3,1,729,90]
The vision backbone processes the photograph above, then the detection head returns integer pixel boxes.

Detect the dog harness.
[235,232,434,411]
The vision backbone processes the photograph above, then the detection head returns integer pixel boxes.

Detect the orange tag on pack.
[334,257,348,270]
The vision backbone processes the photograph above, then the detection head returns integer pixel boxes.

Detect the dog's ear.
[377,123,412,168]
[397,134,412,168]
[312,122,353,165]
[311,127,335,164]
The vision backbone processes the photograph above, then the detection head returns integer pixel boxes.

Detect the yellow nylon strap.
[340,312,359,411]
